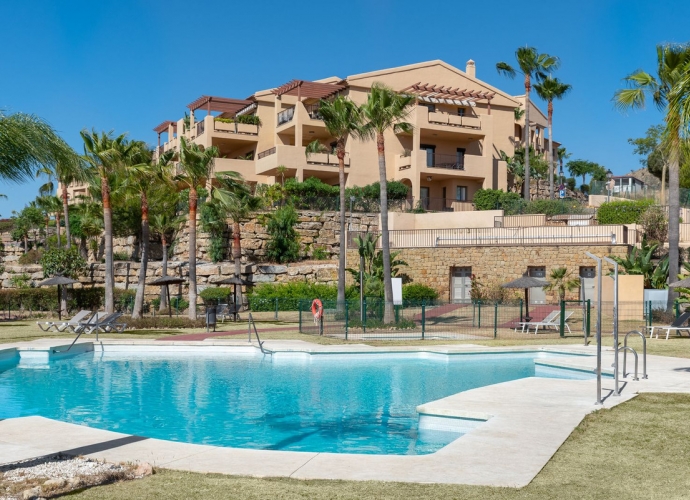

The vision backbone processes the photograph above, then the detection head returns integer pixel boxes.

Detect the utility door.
[580,266,596,302]
[528,267,547,304]
[452,267,472,303]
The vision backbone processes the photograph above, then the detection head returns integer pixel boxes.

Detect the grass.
[67,393,690,499]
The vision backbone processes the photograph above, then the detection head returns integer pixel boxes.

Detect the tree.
[316,96,363,307]
[497,47,560,200]
[566,159,600,186]
[120,146,173,319]
[212,172,261,308]
[544,267,580,301]
[359,82,414,323]
[615,43,690,309]
[36,195,62,248]
[534,76,572,199]
[40,246,87,317]
[265,204,300,263]
[71,200,103,260]
[81,130,132,313]
[150,209,186,311]
[176,137,219,319]
[0,112,77,183]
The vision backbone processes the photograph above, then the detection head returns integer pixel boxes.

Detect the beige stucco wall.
[387,210,502,230]
[595,274,645,321]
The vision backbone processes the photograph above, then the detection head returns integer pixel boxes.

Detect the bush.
[18,248,43,265]
[113,251,130,261]
[473,189,523,213]
[265,205,300,263]
[41,246,87,279]
[402,283,439,302]
[126,317,206,330]
[312,246,329,260]
[639,205,668,245]
[199,287,233,304]
[597,199,655,224]
[248,282,358,311]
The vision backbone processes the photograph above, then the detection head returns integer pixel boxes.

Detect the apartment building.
[143,59,556,210]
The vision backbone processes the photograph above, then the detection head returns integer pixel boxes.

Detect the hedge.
[402,283,439,301]
[247,282,358,311]
[597,199,655,225]
[0,287,136,313]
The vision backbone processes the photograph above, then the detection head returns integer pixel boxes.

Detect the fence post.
[519,298,523,323]
[478,300,481,328]
[275,298,279,320]
[586,299,591,343]
[298,300,303,333]
[363,300,367,333]
[493,302,498,339]
[345,301,349,340]
[675,301,679,318]
[560,300,566,338]
[421,302,426,340]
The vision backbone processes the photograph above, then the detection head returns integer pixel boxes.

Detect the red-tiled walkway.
[413,303,469,321]
[498,305,560,329]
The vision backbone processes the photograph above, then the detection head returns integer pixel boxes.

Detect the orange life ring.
[311,299,323,320]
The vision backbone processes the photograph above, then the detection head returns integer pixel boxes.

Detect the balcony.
[305,103,322,120]
[414,150,489,178]
[213,157,256,179]
[306,152,350,167]
[425,153,465,171]
[213,119,259,136]
[411,107,486,136]
[277,107,295,126]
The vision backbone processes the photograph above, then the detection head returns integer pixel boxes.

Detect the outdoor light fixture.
[426,176,433,181]
[606,169,613,181]
[606,169,614,202]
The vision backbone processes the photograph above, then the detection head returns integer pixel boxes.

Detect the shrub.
[402,283,439,302]
[9,274,32,289]
[639,205,668,245]
[248,282,358,311]
[473,189,523,213]
[265,205,300,263]
[199,287,233,304]
[113,251,130,261]
[18,248,43,265]
[126,317,206,330]
[41,246,87,279]
[566,178,576,191]
[597,199,655,224]
[312,246,329,260]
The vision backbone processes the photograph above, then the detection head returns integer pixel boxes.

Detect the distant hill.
[629,167,661,187]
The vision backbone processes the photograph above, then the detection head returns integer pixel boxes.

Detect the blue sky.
[1,0,689,215]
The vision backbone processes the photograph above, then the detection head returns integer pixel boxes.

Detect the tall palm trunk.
[232,221,243,308]
[668,147,680,310]
[55,212,61,248]
[61,184,71,249]
[188,187,198,320]
[44,216,49,248]
[523,75,531,200]
[101,174,114,313]
[547,101,555,199]
[337,139,347,307]
[132,193,149,319]
[160,234,168,311]
[376,132,394,324]
[661,164,667,204]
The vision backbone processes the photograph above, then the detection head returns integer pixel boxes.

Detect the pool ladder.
[617,330,647,381]
[248,313,271,355]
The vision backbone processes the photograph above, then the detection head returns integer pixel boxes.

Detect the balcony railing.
[257,147,276,159]
[348,225,632,249]
[196,120,205,136]
[277,106,295,126]
[306,152,350,167]
[425,153,465,170]
[305,103,323,120]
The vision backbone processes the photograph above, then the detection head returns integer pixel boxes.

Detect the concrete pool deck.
[1,338,689,487]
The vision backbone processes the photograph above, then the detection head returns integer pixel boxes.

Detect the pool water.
[0,351,588,455]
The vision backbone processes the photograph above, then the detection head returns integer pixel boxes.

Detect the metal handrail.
[623,330,647,379]
[277,106,295,126]
[257,147,276,159]
[248,312,270,355]
[619,346,639,381]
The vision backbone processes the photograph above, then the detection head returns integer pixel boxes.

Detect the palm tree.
[497,47,560,200]
[72,201,103,261]
[176,137,219,319]
[81,130,133,313]
[360,83,414,323]
[614,43,690,310]
[150,211,186,311]
[120,145,173,319]
[316,96,363,307]
[534,76,572,199]
[544,267,580,301]
[36,195,63,248]
[212,172,261,308]
[557,146,571,183]
[0,112,76,183]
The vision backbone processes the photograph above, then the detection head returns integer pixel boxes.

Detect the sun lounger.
[522,311,573,334]
[517,311,559,333]
[647,311,690,340]
[74,312,123,335]
[36,310,92,332]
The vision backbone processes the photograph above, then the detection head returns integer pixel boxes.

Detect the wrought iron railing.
[196,120,205,136]
[425,153,465,170]
[277,106,295,126]
[305,103,322,120]
[257,147,276,159]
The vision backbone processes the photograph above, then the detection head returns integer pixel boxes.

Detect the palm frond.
[496,62,517,78]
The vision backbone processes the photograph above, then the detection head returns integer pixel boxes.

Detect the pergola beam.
[272,79,346,100]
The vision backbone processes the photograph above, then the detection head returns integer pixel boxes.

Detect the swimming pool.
[0,349,593,455]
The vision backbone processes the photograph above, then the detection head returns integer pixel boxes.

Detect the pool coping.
[1,339,689,487]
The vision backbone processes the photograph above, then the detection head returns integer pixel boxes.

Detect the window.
[457,108,466,116]
[456,148,466,169]
[442,187,447,201]
[420,144,436,167]
[420,103,435,113]
[456,186,467,201]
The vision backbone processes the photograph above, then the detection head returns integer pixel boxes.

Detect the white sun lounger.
[74,312,126,335]
[517,310,559,333]
[36,310,92,332]
[522,311,573,334]
[647,311,690,340]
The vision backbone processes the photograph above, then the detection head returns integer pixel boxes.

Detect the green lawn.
[68,393,690,500]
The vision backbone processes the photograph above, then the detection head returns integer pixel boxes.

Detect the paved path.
[0,339,688,486]
[156,325,301,341]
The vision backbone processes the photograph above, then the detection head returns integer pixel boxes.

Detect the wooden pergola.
[153,121,177,149]
[400,82,496,113]
[272,80,346,101]
[186,95,255,115]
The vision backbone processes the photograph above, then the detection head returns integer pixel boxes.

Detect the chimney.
[466,59,476,79]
